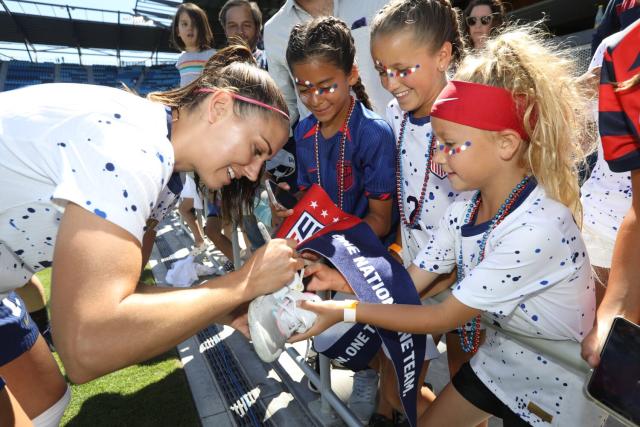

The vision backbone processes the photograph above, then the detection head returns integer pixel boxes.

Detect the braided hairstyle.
[286,16,373,111]
[371,0,466,68]
[149,41,289,223]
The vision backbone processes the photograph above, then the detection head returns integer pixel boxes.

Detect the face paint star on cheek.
[439,140,472,156]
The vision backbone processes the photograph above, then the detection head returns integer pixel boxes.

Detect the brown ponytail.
[371,0,466,68]
[148,41,288,223]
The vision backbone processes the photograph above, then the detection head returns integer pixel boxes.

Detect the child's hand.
[304,262,354,294]
[288,299,349,342]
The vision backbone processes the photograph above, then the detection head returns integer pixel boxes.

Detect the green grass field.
[36,268,200,426]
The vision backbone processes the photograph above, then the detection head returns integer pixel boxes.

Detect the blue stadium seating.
[92,64,118,87]
[139,65,179,95]
[59,63,89,83]
[117,65,144,88]
[4,61,55,91]
[1,61,179,93]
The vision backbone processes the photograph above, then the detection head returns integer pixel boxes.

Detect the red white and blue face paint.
[374,60,421,78]
[439,140,472,156]
[294,77,338,96]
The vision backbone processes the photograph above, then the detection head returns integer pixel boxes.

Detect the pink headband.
[196,88,289,121]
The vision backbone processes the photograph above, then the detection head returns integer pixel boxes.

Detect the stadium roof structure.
[0,0,179,63]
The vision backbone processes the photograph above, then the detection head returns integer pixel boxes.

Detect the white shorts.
[180,174,203,210]
[582,222,615,268]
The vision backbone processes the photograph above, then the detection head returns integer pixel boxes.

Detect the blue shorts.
[0,292,39,366]
[206,202,220,218]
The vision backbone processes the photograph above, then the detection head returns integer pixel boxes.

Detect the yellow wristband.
[343,300,359,323]
[388,243,403,257]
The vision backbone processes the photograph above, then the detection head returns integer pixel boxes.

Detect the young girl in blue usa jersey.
[273,16,397,424]
[273,16,397,242]
[297,26,607,427]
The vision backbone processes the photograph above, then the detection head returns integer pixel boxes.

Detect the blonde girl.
[297,26,607,426]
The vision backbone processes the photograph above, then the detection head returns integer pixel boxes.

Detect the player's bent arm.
[52,203,298,384]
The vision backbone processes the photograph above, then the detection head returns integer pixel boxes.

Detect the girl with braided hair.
[274,16,397,240]
[270,16,397,424]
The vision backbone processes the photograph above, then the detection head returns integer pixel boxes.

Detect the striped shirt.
[598,19,640,172]
[175,49,217,87]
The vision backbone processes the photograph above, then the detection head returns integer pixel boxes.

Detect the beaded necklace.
[457,175,531,353]
[314,96,355,210]
[396,112,435,227]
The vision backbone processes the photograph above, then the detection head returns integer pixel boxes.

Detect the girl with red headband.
[295,26,607,426]
[366,0,472,424]
[0,44,300,425]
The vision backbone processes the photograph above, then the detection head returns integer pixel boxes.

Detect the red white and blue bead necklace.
[396,112,435,227]
[314,96,355,210]
[457,175,531,353]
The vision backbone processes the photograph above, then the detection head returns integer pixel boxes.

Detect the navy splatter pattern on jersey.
[415,184,607,426]
[0,83,174,296]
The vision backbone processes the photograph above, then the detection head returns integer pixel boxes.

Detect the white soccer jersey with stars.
[414,185,606,426]
[0,83,174,297]
[386,100,463,266]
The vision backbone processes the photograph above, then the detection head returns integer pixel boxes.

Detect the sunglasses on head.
[466,14,495,27]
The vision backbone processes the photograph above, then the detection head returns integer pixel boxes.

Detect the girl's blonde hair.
[455,25,593,224]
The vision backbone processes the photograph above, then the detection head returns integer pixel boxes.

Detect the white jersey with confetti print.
[386,99,465,267]
[0,83,174,297]
[414,183,606,426]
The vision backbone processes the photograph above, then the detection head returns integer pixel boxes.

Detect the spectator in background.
[264,0,392,122]
[582,18,640,368]
[591,0,640,55]
[171,2,217,253]
[219,0,268,70]
[462,0,506,50]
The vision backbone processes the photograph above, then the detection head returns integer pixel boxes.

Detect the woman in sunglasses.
[463,0,506,50]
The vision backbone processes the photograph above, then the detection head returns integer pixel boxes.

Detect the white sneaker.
[248,285,320,363]
[349,369,379,424]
